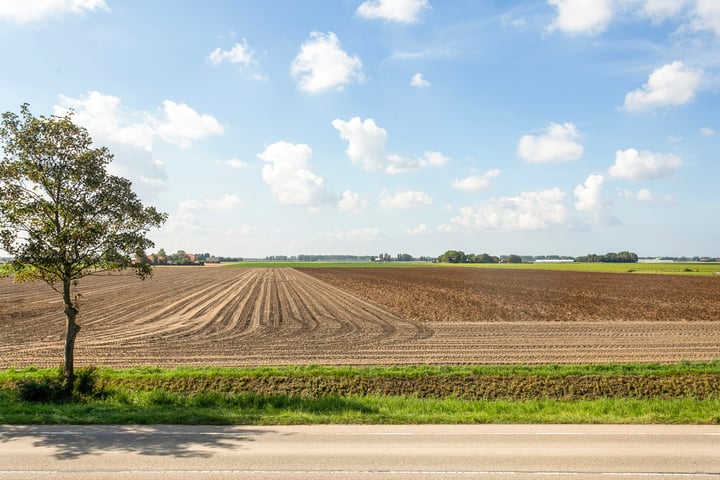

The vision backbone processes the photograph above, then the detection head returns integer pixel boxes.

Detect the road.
[0,425,719,479]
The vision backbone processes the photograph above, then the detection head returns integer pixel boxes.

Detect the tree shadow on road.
[0,425,272,460]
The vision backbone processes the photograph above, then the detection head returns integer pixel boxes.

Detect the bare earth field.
[1,266,719,367]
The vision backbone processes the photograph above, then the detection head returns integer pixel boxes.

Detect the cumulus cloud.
[332,116,449,173]
[700,127,716,136]
[690,0,720,36]
[517,122,584,163]
[410,73,431,87]
[55,91,223,150]
[290,32,363,94]
[331,117,388,171]
[574,174,604,213]
[386,151,449,174]
[164,194,243,234]
[356,0,429,23]
[623,62,704,113]
[153,100,224,147]
[207,40,266,80]
[547,0,614,36]
[208,40,256,67]
[608,148,683,180]
[380,190,433,209]
[573,174,618,224]
[337,190,368,212]
[53,92,220,198]
[451,189,570,231]
[0,0,109,24]
[258,141,328,206]
[620,188,654,202]
[452,169,500,192]
[547,0,720,37]
[407,223,432,235]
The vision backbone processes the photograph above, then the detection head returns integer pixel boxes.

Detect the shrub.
[18,376,66,403]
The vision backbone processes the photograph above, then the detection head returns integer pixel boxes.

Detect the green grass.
[224,261,720,275]
[1,390,717,425]
[4,362,718,382]
[1,363,718,424]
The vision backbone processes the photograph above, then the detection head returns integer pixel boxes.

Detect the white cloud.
[608,148,683,180]
[451,189,570,231]
[640,0,689,21]
[327,227,381,242]
[668,135,684,143]
[55,91,223,150]
[635,188,653,201]
[547,0,614,36]
[700,127,716,136]
[224,159,250,169]
[258,141,328,206]
[0,0,109,24]
[207,40,266,80]
[573,174,618,225]
[407,223,432,235]
[452,169,501,192]
[331,117,387,171]
[208,40,256,67]
[153,100,224,148]
[290,32,363,94]
[164,195,243,234]
[357,0,429,23]
[410,73,431,87]
[623,61,704,113]
[574,174,604,213]
[332,116,449,174]
[380,190,433,209]
[337,191,368,212]
[620,188,654,202]
[205,194,244,212]
[691,0,720,36]
[386,151,449,174]
[547,0,720,37]
[517,122,584,163]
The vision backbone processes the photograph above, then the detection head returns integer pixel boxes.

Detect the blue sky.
[1,0,718,258]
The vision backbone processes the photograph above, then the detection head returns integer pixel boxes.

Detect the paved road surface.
[1,424,719,479]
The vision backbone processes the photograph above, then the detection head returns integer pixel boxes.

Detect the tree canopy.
[0,104,166,392]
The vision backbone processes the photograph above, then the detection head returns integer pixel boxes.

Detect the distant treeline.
[574,251,638,263]
[262,254,434,262]
[436,250,642,264]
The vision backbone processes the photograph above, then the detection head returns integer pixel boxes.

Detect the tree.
[507,254,522,264]
[0,105,167,393]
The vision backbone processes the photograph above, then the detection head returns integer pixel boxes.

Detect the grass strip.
[1,363,718,425]
[5,361,719,380]
[1,390,718,425]
[225,261,720,275]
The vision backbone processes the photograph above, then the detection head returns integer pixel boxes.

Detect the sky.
[0,0,718,258]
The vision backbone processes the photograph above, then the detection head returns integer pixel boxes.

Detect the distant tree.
[0,105,166,394]
[438,250,466,263]
[507,254,523,264]
[575,251,638,263]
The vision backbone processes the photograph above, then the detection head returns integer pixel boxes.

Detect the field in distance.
[1,266,719,368]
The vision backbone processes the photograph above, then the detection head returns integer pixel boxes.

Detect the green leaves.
[0,105,167,284]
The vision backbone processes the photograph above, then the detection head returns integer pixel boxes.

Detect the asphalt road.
[1,424,719,479]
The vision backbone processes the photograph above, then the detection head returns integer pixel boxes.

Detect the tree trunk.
[62,279,81,395]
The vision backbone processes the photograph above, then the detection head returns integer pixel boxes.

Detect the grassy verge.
[1,363,718,425]
[225,261,720,275]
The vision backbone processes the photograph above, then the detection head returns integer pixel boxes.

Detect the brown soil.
[1,266,718,367]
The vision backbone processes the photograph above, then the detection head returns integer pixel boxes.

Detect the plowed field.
[1,266,719,367]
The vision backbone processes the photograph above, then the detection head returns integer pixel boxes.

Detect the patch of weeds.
[16,366,104,403]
